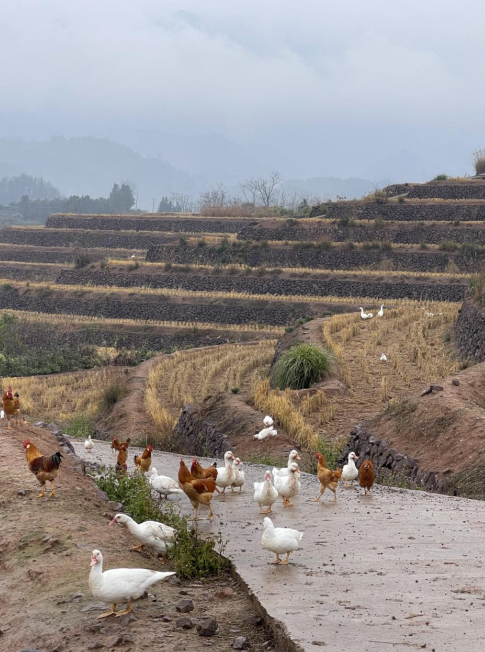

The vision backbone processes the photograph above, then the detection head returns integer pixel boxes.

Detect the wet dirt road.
[73,439,485,652]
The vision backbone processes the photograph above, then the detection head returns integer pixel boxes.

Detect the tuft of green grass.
[64,414,96,438]
[271,343,334,390]
[96,469,228,579]
[432,174,448,181]
[100,381,128,410]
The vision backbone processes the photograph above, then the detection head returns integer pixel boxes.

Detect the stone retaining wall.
[46,214,252,234]
[338,424,446,493]
[146,243,485,273]
[385,183,485,200]
[455,299,485,362]
[0,247,139,264]
[0,287,326,326]
[316,202,485,222]
[0,228,170,250]
[0,264,59,282]
[238,222,485,245]
[56,268,467,302]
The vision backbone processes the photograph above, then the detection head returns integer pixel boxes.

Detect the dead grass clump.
[472,148,485,176]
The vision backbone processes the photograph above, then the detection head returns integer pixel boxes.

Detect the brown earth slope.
[0,423,272,652]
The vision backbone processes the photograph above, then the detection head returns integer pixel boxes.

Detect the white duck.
[147,467,183,498]
[88,549,175,618]
[263,415,274,427]
[342,452,358,486]
[231,458,245,493]
[380,353,387,362]
[84,435,94,453]
[360,307,373,320]
[377,304,384,317]
[110,514,175,562]
[261,517,303,565]
[273,462,301,507]
[254,470,278,514]
[272,450,301,477]
[254,425,278,440]
[215,451,236,493]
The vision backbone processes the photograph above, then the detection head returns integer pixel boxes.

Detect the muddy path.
[75,438,485,652]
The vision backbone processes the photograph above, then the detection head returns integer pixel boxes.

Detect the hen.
[190,456,218,481]
[358,459,376,496]
[2,387,16,429]
[311,452,342,503]
[111,436,131,455]
[178,459,216,520]
[23,439,63,498]
[116,443,129,474]
[134,444,153,474]
[13,392,25,425]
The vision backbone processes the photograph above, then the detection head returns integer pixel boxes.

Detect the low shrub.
[271,343,334,390]
[74,252,92,268]
[64,414,96,438]
[472,148,485,176]
[100,381,128,411]
[432,174,448,181]
[96,469,228,580]
[439,241,459,252]
[231,387,240,394]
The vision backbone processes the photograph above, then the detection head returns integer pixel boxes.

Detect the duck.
[380,353,387,362]
[146,467,183,498]
[272,462,301,507]
[377,304,384,317]
[272,450,301,477]
[254,425,278,440]
[253,470,278,514]
[84,435,94,453]
[215,451,236,493]
[110,514,175,562]
[89,549,175,618]
[342,452,358,486]
[261,517,303,565]
[360,307,373,320]
[263,415,274,427]
[231,458,245,493]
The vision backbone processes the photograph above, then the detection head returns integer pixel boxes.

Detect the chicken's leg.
[281,552,291,565]
[311,487,324,502]
[115,598,133,617]
[98,603,117,619]
[188,507,198,521]
[37,484,46,498]
[48,481,55,499]
[132,544,144,552]
[331,489,337,502]
[207,503,215,520]
[269,554,282,565]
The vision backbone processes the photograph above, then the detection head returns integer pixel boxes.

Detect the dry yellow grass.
[3,367,124,423]
[144,341,276,445]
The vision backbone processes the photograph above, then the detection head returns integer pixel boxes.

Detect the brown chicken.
[191,457,218,480]
[178,459,216,520]
[23,439,63,498]
[2,386,16,429]
[358,459,375,496]
[116,443,129,474]
[13,392,25,426]
[111,436,131,454]
[134,444,153,474]
[311,452,342,503]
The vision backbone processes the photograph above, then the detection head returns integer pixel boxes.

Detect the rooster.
[23,439,63,498]
[358,459,376,496]
[111,436,131,455]
[134,444,153,474]
[2,387,16,429]
[311,452,342,503]
[190,457,218,481]
[116,443,129,474]
[178,459,216,521]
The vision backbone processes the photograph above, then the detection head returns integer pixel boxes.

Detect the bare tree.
[199,183,227,208]
[170,192,194,213]
[240,178,258,205]
[253,171,283,207]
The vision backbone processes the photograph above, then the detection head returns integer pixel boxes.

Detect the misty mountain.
[0,137,198,210]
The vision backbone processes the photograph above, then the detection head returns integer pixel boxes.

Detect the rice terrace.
[2,5,485,650]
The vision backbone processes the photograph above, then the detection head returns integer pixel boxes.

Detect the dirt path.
[75,438,485,652]
[0,424,273,652]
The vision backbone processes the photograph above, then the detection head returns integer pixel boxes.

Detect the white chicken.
[254,426,278,440]
[84,435,94,453]
[272,450,301,477]
[263,415,274,427]
[273,462,301,507]
[342,452,358,486]
[147,467,183,498]
[89,549,175,618]
[231,458,245,493]
[254,470,278,514]
[110,514,175,562]
[215,451,236,493]
[261,517,303,565]
[380,353,387,362]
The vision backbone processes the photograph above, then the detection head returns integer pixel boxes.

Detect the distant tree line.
[0,177,135,225]
[0,173,61,204]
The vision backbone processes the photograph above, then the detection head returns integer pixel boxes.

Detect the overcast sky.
[1,0,484,181]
